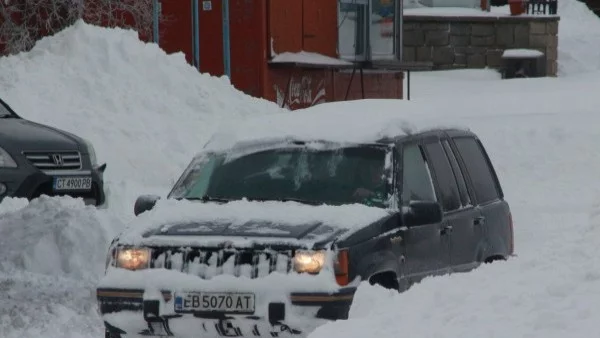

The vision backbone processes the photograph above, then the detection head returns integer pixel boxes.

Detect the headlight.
[0,146,17,168]
[82,138,98,167]
[293,250,326,274]
[115,247,151,270]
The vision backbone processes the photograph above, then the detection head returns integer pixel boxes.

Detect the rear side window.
[453,137,500,204]
[401,144,437,205]
[442,140,471,207]
[424,141,461,212]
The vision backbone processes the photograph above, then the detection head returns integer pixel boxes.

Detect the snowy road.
[2,1,600,337]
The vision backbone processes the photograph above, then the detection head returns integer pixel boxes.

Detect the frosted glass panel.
[338,0,368,60]
[370,0,396,59]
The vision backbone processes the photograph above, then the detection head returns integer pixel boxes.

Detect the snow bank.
[557,0,600,75]
[0,20,284,338]
[0,20,284,217]
[0,196,123,338]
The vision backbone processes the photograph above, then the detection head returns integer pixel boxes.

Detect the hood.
[143,219,347,244]
[0,118,82,152]
[120,199,394,248]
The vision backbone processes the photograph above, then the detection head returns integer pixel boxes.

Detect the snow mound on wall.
[0,196,123,338]
[0,20,284,217]
[557,0,600,75]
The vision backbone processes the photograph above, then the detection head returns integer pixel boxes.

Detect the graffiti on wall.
[273,74,327,110]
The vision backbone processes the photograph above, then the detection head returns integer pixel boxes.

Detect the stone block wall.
[402,15,560,76]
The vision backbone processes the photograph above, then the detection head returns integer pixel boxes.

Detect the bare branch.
[0,0,157,55]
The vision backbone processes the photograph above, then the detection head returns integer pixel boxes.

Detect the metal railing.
[526,0,558,15]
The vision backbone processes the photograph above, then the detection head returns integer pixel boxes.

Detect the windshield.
[169,144,392,208]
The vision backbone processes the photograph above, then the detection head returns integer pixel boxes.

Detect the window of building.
[337,0,399,61]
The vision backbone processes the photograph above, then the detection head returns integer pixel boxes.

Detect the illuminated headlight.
[115,247,151,270]
[293,250,326,274]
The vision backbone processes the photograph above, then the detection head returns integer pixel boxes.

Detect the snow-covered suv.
[97,108,513,338]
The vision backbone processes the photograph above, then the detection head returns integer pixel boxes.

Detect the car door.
[421,138,480,274]
[440,138,486,272]
[452,136,513,260]
[398,141,449,286]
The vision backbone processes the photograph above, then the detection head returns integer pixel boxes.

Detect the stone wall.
[402,15,560,76]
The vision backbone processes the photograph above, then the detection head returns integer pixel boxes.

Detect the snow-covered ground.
[1,0,600,337]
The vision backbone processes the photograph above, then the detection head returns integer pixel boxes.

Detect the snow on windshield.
[170,143,393,209]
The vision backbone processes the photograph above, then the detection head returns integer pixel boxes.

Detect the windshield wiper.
[247,196,323,206]
[185,195,232,203]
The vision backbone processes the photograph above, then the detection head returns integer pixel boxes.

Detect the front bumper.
[97,287,356,337]
[0,163,106,206]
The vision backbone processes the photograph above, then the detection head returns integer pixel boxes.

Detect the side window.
[453,137,500,204]
[442,140,471,207]
[401,144,437,205]
[424,141,461,212]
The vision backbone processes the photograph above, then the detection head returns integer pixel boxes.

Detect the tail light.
[334,249,349,286]
[509,212,514,255]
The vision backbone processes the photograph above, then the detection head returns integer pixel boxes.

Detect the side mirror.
[403,200,443,227]
[134,194,160,216]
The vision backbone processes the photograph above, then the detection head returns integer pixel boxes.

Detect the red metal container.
[509,0,527,15]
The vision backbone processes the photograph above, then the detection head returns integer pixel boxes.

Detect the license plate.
[174,292,255,314]
[53,176,92,191]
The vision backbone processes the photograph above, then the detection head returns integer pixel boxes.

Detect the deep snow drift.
[1,1,600,337]
[308,73,600,337]
[0,20,285,218]
[0,196,122,338]
[0,20,284,338]
[556,0,600,75]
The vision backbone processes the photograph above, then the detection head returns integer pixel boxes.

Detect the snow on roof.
[502,49,545,59]
[271,51,353,67]
[204,99,463,152]
[404,5,558,17]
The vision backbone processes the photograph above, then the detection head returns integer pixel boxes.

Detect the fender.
[353,249,403,282]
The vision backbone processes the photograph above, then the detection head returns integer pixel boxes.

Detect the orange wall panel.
[199,0,224,76]
[159,0,194,65]
[333,72,404,101]
[302,0,337,57]
[268,0,303,56]
[229,0,268,98]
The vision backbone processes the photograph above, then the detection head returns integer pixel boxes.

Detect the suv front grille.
[23,151,82,171]
[150,247,294,279]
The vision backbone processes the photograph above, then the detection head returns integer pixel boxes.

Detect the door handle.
[440,224,453,235]
[474,216,486,226]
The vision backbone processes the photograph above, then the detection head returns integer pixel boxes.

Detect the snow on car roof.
[204,99,466,152]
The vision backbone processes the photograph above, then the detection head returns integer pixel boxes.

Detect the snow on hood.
[116,198,393,247]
